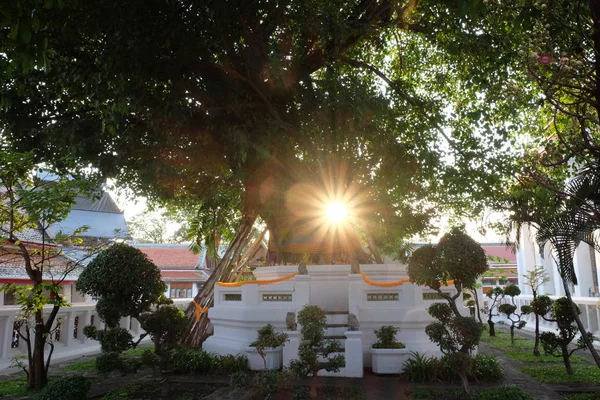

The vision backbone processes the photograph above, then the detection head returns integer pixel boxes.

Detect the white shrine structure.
[203,263,468,377]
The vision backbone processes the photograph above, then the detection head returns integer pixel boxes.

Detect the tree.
[485,287,504,337]
[496,0,600,368]
[1,1,545,344]
[408,228,489,317]
[128,209,190,244]
[289,305,344,397]
[537,296,595,375]
[0,149,99,389]
[522,266,551,356]
[76,243,167,372]
[76,243,166,326]
[425,302,483,394]
[497,285,531,345]
[408,228,487,394]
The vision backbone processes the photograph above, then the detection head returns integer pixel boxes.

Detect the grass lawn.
[59,357,97,371]
[123,345,153,356]
[563,394,600,400]
[503,350,590,364]
[520,365,600,384]
[0,376,52,398]
[405,387,533,400]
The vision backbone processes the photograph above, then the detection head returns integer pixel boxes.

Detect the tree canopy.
[0,0,544,257]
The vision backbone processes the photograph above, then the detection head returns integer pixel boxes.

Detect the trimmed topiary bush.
[372,325,405,349]
[37,375,91,400]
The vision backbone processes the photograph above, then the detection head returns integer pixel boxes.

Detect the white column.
[0,315,15,359]
[64,311,76,346]
[518,224,538,294]
[282,331,300,367]
[344,331,363,378]
[348,274,363,316]
[293,276,311,312]
[241,284,259,307]
[0,291,4,306]
[119,316,131,331]
[573,243,595,297]
[83,310,93,342]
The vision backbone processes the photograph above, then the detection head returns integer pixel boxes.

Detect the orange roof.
[160,270,207,282]
[134,245,200,268]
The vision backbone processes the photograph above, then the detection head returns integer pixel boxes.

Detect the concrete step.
[325,311,349,325]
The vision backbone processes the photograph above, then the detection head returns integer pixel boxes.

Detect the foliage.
[519,366,600,384]
[403,352,502,383]
[289,305,344,378]
[84,326,134,354]
[408,229,487,314]
[250,324,289,368]
[37,375,90,400]
[405,387,533,400]
[76,243,166,325]
[537,297,595,374]
[96,381,161,400]
[168,348,248,375]
[0,376,47,398]
[497,285,530,345]
[372,325,405,349]
[95,352,124,374]
[139,305,188,356]
[0,149,100,388]
[502,350,588,364]
[485,286,504,336]
[58,358,96,371]
[230,371,251,390]
[253,369,292,400]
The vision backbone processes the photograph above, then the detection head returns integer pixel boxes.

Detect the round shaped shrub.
[96,352,124,373]
[38,375,91,400]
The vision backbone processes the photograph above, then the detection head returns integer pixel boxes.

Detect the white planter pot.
[245,346,283,370]
[370,348,409,374]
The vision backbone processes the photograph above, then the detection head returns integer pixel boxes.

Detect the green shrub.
[92,327,134,354]
[403,352,502,383]
[141,348,159,367]
[469,355,502,381]
[217,353,249,374]
[253,369,288,400]
[372,325,405,349]
[96,352,123,373]
[230,371,251,389]
[38,375,91,400]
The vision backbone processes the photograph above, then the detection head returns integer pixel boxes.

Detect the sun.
[325,202,348,223]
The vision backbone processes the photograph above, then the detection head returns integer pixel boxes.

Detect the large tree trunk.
[561,279,600,368]
[28,310,47,389]
[183,214,258,347]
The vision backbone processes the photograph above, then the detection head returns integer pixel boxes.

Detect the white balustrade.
[0,299,191,369]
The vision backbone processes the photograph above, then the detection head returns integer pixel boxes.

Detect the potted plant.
[246,324,288,370]
[370,325,408,374]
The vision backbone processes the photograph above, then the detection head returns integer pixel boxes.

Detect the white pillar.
[64,311,76,346]
[344,331,363,377]
[283,331,300,367]
[165,283,171,299]
[0,315,15,359]
[293,276,311,312]
[573,243,595,296]
[348,274,363,316]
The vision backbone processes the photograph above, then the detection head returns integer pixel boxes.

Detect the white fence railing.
[0,299,191,364]
[503,295,600,338]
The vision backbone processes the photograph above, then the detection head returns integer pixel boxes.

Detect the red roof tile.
[136,246,200,268]
[481,245,516,263]
[160,270,207,282]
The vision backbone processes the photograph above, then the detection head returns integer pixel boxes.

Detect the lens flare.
[326,202,347,223]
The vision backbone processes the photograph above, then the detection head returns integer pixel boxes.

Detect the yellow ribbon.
[216,272,298,287]
[192,299,209,322]
[359,271,454,288]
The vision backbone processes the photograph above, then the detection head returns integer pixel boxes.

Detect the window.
[499,279,509,286]
[176,289,181,298]
[170,289,175,298]
[187,289,192,298]
[482,279,496,286]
